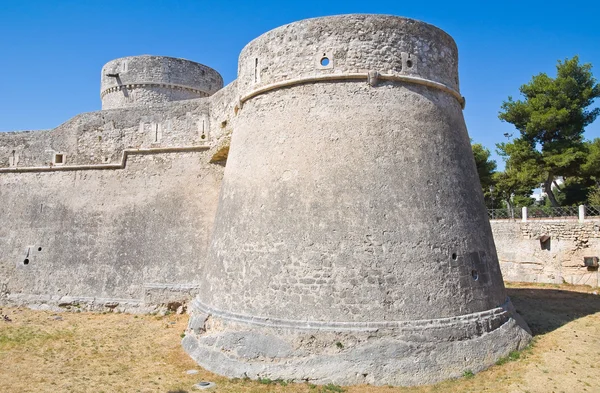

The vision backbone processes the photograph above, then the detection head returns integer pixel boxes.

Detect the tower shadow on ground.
[508,287,600,335]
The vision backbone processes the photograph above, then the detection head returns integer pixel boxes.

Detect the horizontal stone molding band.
[100,82,211,99]
[190,298,512,334]
[143,283,202,290]
[239,72,466,109]
[7,293,143,306]
[0,145,210,173]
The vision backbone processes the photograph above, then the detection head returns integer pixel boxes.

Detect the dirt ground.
[1,282,599,393]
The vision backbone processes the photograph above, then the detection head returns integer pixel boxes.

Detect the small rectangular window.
[254,58,259,83]
[53,153,65,165]
[8,150,18,167]
[539,235,551,251]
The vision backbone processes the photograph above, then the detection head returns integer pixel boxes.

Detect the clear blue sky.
[1,0,598,168]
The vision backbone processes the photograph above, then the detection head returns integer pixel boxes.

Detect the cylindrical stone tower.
[100,55,223,110]
[183,15,531,386]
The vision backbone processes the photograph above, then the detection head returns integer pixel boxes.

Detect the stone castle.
[0,14,532,386]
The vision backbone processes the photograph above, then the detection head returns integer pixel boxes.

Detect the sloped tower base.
[184,14,531,385]
[183,299,530,386]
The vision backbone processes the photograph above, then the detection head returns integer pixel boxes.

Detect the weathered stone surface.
[0,93,225,313]
[101,55,223,110]
[0,13,532,385]
[184,14,531,386]
[182,304,531,386]
[492,220,600,287]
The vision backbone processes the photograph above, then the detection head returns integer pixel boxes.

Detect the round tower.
[100,55,223,110]
[183,15,531,386]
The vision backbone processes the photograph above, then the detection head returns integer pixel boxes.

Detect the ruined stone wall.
[491,220,600,287]
[0,98,225,311]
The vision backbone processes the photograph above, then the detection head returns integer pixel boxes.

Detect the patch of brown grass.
[1,282,599,392]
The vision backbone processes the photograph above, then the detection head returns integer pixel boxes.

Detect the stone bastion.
[182,14,531,386]
[100,55,223,110]
[0,14,531,387]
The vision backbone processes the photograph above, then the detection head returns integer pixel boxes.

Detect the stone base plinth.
[182,298,531,386]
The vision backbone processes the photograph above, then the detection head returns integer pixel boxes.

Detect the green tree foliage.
[498,56,600,206]
[588,187,600,206]
[491,168,536,212]
[583,139,600,205]
[493,138,541,211]
[582,138,600,182]
[496,138,543,187]
[512,194,536,208]
[557,177,596,206]
[471,142,497,195]
[471,141,537,211]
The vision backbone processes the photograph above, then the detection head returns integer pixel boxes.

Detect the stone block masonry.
[491,219,600,287]
[183,14,530,386]
[0,16,532,386]
[101,56,223,110]
[0,58,230,312]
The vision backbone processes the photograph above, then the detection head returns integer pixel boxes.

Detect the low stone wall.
[491,219,600,287]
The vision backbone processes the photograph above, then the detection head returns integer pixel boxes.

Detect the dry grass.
[1,282,599,393]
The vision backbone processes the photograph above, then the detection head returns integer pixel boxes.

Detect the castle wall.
[491,220,600,287]
[184,15,529,387]
[205,80,238,163]
[199,14,498,324]
[0,98,225,311]
[101,86,204,111]
[100,56,223,110]
[0,99,214,168]
[236,15,459,99]
[202,82,505,322]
